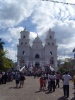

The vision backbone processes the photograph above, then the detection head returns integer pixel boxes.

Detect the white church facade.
[17,29,57,70]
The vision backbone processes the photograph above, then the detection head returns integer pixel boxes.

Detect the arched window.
[35,54,40,58]
[50,36,52,39]
[21,42,23,46]
[50,51,52,55]
[25,42,27,45]
[22,51,25,55]
[35,63,39,67]
[23,36,25,38]
[48,43,50,45]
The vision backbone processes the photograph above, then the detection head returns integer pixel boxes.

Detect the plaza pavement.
[0,76,75,100]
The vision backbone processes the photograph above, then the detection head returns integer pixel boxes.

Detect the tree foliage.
[3,57,14,71]
[0,38,5,50]
[0,38,14,71]
[58,58,74,74]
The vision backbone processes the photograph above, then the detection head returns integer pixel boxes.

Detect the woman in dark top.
[19,73,25,88]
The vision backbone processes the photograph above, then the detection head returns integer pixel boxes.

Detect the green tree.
[0,50,6,70]
[0,39,14,71]
[58,58,74,74]
[3,57,14,71]
[0,38,5,50]
[0,38,5,70]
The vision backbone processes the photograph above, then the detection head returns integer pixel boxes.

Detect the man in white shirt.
[62,72,72,98]
[50,71,56,92]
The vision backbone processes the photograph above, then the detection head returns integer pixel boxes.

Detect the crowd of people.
[0,71,26,88]
[0,65,75,99]
[39,71,60,92]
[0,71,14,84]
[23,65,75,98]
[15,71,25,88]
[39,70,75,98]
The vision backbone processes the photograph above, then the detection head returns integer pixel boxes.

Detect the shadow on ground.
[71,91,75,100]
[9,87,21,89]
[57,96,69,100]
[35,90,42,93]
[35,89,48,93]
[45,91,53,94]
[71,97,75,100]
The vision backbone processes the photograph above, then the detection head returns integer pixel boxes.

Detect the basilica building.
[17,29,57,70]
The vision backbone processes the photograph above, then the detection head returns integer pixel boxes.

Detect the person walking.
[0,73,2,84]
[19,73,25,88]
[39,75,44,91]
[43,73,47,89]
[47,72,51,92]
[2,72,7,84]
[55,72,60,88]
[50,71,56,92]
[62,72,72,98]
[15,71,20,88]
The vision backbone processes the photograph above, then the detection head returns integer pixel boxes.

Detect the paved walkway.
[0,77,75,100]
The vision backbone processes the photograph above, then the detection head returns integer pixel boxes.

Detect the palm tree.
[0,38,5,50]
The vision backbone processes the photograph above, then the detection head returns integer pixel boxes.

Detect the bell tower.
[17,29,30,67]
[45,29,57,70]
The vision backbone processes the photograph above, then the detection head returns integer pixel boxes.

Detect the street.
[0,76,75,100]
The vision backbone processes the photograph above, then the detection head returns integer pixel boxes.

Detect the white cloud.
[0,0,38,28]
[8,27,24,39]
[4,47,17,62]
[30,32,37,39]
[29,32,37,45]
[0,27,24,44]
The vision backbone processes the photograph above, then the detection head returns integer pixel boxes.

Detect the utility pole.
[73,48,75,70]
[64,49,65,60]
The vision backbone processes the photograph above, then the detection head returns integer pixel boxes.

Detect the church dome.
[32,35,43,49]
[33,35,42,43]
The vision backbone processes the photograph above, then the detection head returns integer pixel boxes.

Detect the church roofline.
[33,35,42,43]
[20,28,29,34]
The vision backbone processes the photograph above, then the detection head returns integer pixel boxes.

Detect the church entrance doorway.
[35,63,40,68]
[35,54,40,59]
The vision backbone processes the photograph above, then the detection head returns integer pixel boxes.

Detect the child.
[39,75,44,91]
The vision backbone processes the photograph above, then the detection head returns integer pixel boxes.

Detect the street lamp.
[73,48,75,59]
[72,48,75,71]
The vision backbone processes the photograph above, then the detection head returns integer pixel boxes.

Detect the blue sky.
[0,0,75,61]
